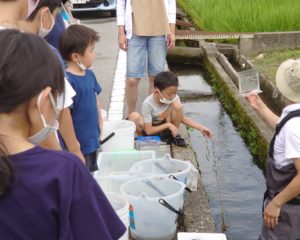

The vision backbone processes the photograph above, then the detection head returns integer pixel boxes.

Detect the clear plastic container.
[97,150,155,176]
[238,69,262,96]
[130,154,191,184]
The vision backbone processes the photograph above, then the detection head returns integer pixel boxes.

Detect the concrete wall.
[239,31,300,57]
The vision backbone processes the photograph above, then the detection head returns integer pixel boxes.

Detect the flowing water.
[171,64,266,240]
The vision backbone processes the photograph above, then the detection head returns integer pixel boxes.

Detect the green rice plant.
[177,0,300,32]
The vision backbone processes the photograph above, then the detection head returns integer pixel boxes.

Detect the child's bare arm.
[58,108,85,163]
[182,116,213,139]
[97,96,103,136]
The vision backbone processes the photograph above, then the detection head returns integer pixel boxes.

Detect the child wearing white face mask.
[17,0,86,163]
[59,25,103,172]
[129,71,213,146]
[0,30,126,240]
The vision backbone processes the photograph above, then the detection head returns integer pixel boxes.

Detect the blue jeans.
[127,35,167,78]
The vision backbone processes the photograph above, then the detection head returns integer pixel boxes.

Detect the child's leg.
[84,151,98,172]
[128,112,145,136]
[168,101,184,128]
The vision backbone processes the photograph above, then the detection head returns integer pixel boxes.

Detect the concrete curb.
[172,125,215,233]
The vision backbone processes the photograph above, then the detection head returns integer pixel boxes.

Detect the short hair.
[59,24,100,61]
[27,0,61,21]
[154,71,179,91]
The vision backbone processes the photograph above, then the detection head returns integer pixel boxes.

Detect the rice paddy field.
[177,0,300,32]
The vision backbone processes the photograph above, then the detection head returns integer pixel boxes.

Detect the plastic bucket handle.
[101,132,115,145]
[159,198,184,216]
[169,175,192,193]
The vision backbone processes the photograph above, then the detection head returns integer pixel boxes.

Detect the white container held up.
[100,120,136,152]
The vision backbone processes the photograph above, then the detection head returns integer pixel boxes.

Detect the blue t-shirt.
[45,13,66,49]
[0,146,126,239]
[66,70,102,155]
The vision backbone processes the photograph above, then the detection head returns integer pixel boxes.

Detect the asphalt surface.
[76,12,148,116]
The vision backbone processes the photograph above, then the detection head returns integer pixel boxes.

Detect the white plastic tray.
[177,232,227,240]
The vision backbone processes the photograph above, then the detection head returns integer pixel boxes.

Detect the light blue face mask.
[28,91,59,144]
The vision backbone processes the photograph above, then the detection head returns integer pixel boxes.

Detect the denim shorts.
[127,35,167,78]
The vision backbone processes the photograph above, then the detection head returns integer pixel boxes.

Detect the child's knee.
[128,112,141,122]
[172,101,183,112]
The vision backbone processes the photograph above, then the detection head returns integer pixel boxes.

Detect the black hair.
[27,0,61,21]
[59,24,100,61]
[0,29,65,197]
[154,71,179,91]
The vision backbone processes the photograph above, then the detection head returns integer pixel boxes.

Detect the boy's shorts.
[143,119,172,141]
[127,35,167,78]
[84,151,98,172]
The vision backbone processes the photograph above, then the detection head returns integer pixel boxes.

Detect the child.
[59,24,103,172]
[0,29,125,239]
[129,71,213,146]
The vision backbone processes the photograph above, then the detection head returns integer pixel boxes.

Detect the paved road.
[77,12,119,111]
[76,12,148,117]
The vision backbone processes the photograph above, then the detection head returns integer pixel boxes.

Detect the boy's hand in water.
[200,126,213,139]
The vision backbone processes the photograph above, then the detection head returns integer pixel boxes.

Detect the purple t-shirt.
[0,146,126,240]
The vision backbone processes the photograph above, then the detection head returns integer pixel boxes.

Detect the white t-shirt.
[57,77,76,110]
[273,103,300,168]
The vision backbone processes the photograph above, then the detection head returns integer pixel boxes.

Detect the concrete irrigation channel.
[169,9,295,239]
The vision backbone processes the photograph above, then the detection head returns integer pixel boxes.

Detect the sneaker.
[173,135,186,147]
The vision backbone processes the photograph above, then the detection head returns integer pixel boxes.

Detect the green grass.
[177,0,300,32]
[253,49,300,83]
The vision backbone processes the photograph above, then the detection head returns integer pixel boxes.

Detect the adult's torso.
[131,0,170,36]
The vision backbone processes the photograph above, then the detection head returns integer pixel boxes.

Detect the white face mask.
[38,9,55,38]
[27,0,40,18]
[158,91,178,105]
[28,91,59,144]
[77,61,87,71]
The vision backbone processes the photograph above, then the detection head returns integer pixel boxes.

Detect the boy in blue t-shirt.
[59,25,103,172]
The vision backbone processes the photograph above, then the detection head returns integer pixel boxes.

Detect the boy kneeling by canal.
[129,71,213,147]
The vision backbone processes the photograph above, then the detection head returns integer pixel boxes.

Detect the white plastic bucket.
[105,192,129,240]
[101,120,136,152]
[130,154,191,183]
[177,232,227,240]
[120,178,186,240]
[97,150,155,176]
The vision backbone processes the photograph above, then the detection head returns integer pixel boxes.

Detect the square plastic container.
[97,150,155,176]
[238,69,262,96]
[177,232,227,240]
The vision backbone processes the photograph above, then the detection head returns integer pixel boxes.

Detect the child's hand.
[168,123,179,137]
[200,127,213,139]
[245,93,262,111]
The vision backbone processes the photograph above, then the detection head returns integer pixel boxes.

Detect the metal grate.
[175,30,255,40]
